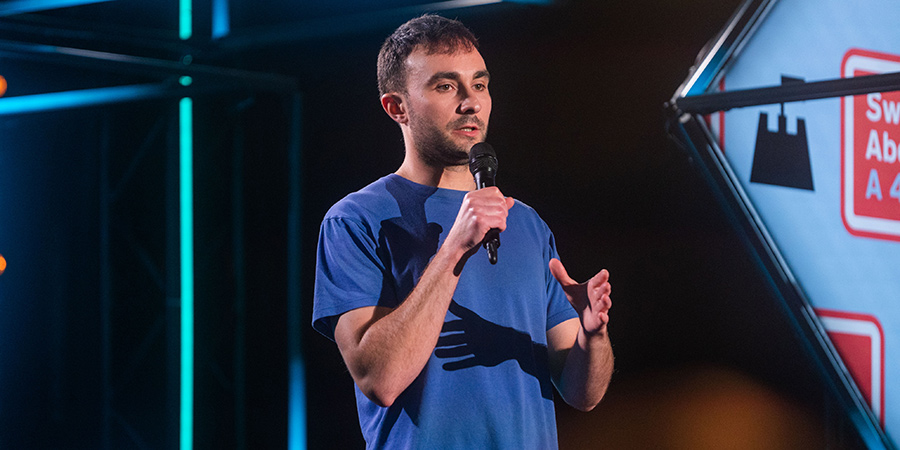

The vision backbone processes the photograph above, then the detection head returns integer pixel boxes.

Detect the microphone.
[468,142,500,265]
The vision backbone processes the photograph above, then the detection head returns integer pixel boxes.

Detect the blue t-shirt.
[313,174,576,449]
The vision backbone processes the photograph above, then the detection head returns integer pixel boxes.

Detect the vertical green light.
[179,97,194,450]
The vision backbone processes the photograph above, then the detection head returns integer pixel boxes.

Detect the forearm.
[336,243,466,406]
[335,187,511,407]
[558,327,614,411]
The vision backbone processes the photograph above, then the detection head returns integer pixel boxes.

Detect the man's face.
[402,46,492,168]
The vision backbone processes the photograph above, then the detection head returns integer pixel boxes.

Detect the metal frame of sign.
[666,0,896,447]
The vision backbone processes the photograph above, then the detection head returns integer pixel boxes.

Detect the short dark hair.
[377,14,479,96]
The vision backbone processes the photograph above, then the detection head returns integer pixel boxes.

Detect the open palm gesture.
[550,258,612,336]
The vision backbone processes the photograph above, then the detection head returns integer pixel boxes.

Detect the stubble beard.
[409,111,487,170]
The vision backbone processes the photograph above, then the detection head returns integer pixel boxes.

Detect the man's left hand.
[549,258,612,336]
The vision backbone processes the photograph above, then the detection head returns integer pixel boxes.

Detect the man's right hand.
[444,186,515,256]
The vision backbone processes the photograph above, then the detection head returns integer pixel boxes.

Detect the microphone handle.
[474,173,500,265]
[486,239,499,265]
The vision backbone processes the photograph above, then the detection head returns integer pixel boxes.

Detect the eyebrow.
[427,70,491,85]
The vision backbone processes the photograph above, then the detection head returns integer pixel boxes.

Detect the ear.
[381,93,408,124]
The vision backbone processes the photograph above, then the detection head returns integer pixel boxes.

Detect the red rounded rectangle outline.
[841,48,900,242]
[816,307,885,427]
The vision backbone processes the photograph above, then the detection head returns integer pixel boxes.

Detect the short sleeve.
[312,216,395,341]
[545,232,577,330]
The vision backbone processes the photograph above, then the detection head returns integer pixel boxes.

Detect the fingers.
[465,187,511,231]
[474,187,513,210]
[549,258,576,286]
[551,259,611,290]
[588,269,611,296]
[553,261,612,306]
[447,188,514,254]
[550,260,613,335]
[589,269,612,305]
[589,269,610,286]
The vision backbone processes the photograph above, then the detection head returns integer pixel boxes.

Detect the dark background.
[288,2,833,447]
[0,0,868,448]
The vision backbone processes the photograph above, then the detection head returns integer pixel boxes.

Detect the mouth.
[448,116,486,139]
[454,125,481,137]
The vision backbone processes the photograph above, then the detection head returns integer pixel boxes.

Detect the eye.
[436,83,454,92]
[473,82,488,91]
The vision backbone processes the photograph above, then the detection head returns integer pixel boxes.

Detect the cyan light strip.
[288,360,306,449]
[287,95,306,450]
[179,1,193,447]
[180,0,192,40]
[179,97,194,450]
[212,0,230,39]
[0,84,163,116]
[0,0,112,16]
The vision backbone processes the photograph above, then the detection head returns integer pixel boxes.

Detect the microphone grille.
[468,142,498,175]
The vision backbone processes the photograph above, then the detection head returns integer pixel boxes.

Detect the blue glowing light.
[0,85,162,116]
[289,360,307,450]
[212,0,230,39]
[0,0,112,16]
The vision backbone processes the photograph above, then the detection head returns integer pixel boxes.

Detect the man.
[313,14,613,449]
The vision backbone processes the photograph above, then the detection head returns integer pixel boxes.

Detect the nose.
[457,87,481,115]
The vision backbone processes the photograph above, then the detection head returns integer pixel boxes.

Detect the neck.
[395,154,475,191]
[395,126,477,190]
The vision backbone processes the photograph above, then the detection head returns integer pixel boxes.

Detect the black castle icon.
[749,76,814,191]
